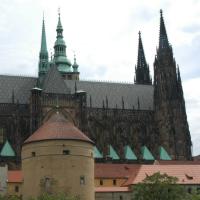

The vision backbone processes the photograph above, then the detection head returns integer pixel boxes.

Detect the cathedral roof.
[0,75,153,110]
[24,112,93,144]
[65,80,154,110]
[0,75,36,104]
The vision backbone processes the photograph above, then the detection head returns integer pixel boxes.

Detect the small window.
[32,152,36,157]
[63,150,70,155]
[80,176,85,185]
[15,185,19,192]
[120,196,123,200]
[113,179,116,186]
[188,188,192,194]
[197,187,200,194]
[100,179,103,186]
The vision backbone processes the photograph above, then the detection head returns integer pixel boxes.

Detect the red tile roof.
[130,165,200,185]
[154,160,200,165]
[95,163,141,179]
[8,171,23,183]
[95,187,130,192]
[24,112,93,144]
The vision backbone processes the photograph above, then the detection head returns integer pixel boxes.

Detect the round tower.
[22,111,94,200]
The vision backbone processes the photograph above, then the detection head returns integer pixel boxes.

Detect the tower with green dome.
[53,12,72,73]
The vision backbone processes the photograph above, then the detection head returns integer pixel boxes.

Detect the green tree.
[133,172,187,200]
[187,192,200,200]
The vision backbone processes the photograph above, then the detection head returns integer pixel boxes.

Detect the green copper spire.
[72,54,79,72]
[57,11,63,35]
[41,16,48,53]
[38,15,49,81]
[54,10,72,73]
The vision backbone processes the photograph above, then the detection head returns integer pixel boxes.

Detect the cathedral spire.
[40,16,48,53]
[137,31,147,68]
[56,9,63,39]
[38,15,49,81]
[54,10,72,73]
[159,9,169,49]
[134,31,152,85]
[154,10,192,160]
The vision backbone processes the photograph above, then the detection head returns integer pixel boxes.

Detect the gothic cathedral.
[0,10,192,168]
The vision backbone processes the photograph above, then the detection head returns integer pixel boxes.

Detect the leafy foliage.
[133,172,187,200]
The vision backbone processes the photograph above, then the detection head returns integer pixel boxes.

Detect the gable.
[42,66,70,94]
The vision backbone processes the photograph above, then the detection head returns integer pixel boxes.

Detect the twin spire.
[39,10,170,85]
[135,10,170,84]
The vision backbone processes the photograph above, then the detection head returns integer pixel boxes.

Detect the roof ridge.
[79,78,134,85]
[0,74,37,79]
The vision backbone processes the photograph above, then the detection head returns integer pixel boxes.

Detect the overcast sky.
[0,0,200,155]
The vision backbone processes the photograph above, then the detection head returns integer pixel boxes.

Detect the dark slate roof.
[42,65,70,94]
[65,80,154,110]
[0,75,37,104]
[0,73,153,110]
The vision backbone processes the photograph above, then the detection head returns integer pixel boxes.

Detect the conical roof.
[24,112,93,144]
